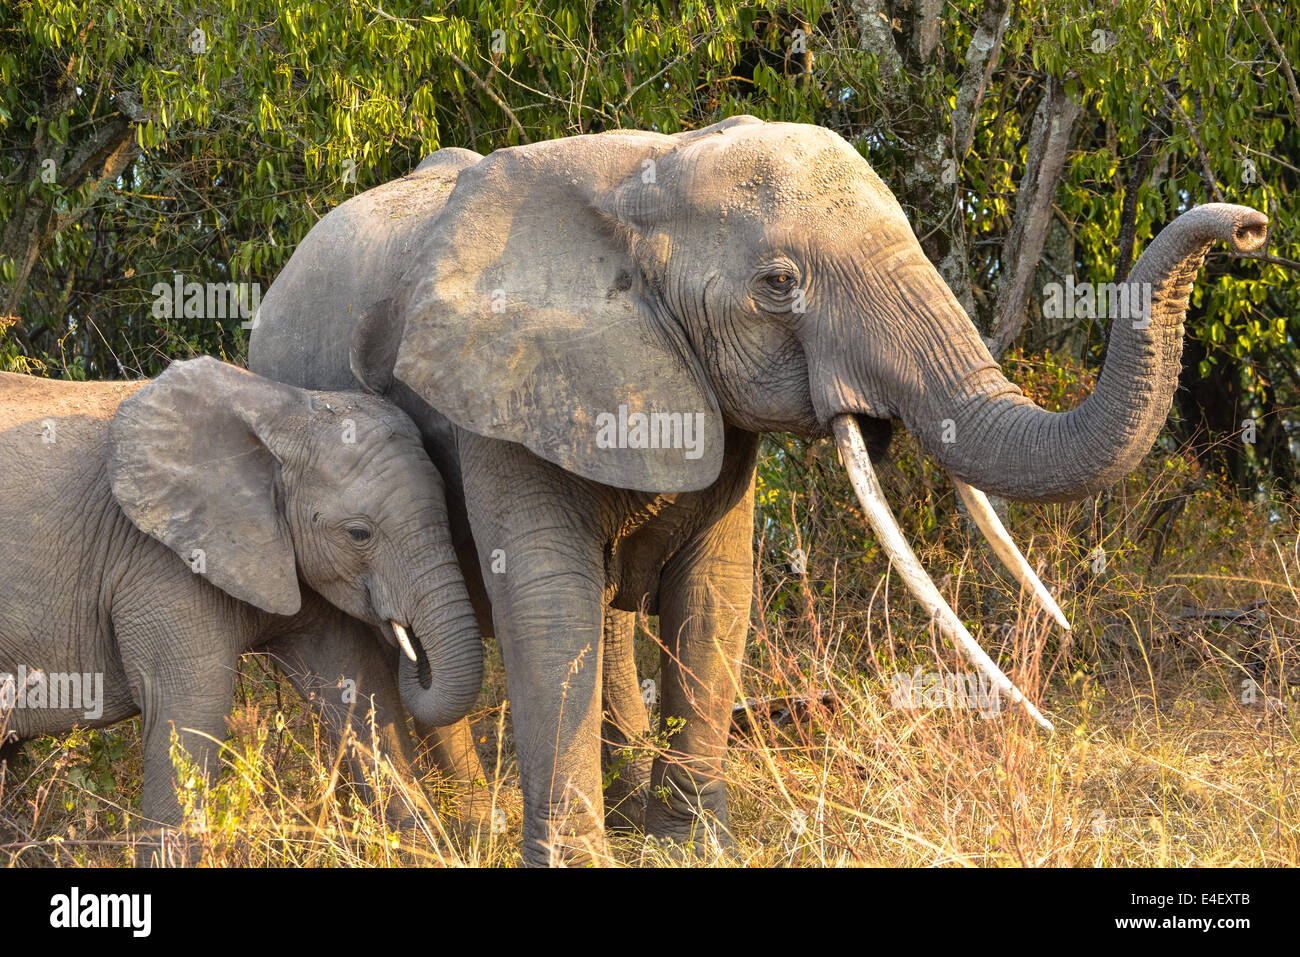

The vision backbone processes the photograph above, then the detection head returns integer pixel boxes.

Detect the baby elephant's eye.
[346,525,372,542]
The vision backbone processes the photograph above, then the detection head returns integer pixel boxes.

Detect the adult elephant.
[250,116,1267,865]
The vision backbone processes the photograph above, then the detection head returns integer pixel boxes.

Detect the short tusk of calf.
[391,621,418,663]
[950,478,1071,632]
[832,415,1054,732]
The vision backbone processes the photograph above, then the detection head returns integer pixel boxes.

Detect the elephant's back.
[0,375,136,543]
[0,374,130,495]
[0,373,146,430]
[0,376,127,661]
[250,149,481,390]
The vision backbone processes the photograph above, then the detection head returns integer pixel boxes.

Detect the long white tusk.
[832,415,1054,732]
[391,621,418,663]
[950,478,1071,632]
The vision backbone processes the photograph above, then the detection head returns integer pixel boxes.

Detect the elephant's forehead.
[311,391,419,435]
[686,127,894,217]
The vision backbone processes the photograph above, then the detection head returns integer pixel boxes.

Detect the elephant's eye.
[346,525,372,542]
[760,267,799,295]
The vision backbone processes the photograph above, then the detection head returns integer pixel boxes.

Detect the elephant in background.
[0,357,482,861]
[250,116,1267,864]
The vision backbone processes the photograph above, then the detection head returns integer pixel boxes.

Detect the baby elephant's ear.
[108,357,302,616]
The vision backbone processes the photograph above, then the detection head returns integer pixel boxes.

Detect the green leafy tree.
[1,0,1296,493]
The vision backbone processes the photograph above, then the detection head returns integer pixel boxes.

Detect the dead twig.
[731,692,839,737]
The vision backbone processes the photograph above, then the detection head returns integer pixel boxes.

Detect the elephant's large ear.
[390,124,760,492]
[350,299,402,395]
[108,357,302,615]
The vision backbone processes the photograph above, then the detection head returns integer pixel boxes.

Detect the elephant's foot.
[603,747,652,833]
[527,832,609,867]
[450,783,496,833]
[439,777,511,844]
[642,766,735,862]
[604,786,649,834]
[377,791,422,834]
[134,825,202,868]
[521,805,609,867]
[371,773,505,847]
[639,829,735,866]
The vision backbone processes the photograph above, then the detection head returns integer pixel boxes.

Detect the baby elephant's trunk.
[394,551,484,729]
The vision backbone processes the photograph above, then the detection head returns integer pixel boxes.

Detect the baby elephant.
[0,357,481,859]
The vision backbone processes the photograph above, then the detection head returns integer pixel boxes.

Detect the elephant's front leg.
[462,437,608,866]
[126,646,238,866]
[490,560,606,865]
[647,475,755,852]
[411,717,497,834]
[487,549,609,865]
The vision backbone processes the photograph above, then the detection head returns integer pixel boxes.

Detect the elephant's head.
[108,356,481,726]
[373,117,1267,727]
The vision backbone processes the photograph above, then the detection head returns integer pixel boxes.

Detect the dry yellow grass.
[3,355,1297,866]
[3,510,1294,868]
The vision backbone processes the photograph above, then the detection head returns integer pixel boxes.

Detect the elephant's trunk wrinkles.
[394,550,483,728]
[908,204,1267,502]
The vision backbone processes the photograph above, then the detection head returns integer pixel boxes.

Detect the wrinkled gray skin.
[250,117,1268,865]
[0,357,481,860]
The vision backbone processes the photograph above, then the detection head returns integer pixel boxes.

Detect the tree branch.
[1252,1,1300,126]
[1160,82,1226,203]
[850,0,904,91]
[1115,131,1159,282]
[951,0,1011,162]
[446,49,530,144]
[991,75,1081,354]
[911,0,943,65]
[58,115,134,190]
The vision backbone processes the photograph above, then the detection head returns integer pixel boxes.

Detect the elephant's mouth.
[852,413,893,463]
[385,619,433,690]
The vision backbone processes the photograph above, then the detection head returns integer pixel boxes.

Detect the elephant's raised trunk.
[393,555,483,728]
[822,203,1266,726]
[908,204,1266,502]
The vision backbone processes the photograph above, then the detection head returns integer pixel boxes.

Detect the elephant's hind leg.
[260,612,425,829]
[647,473,756,857]
[602,606,652,833]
